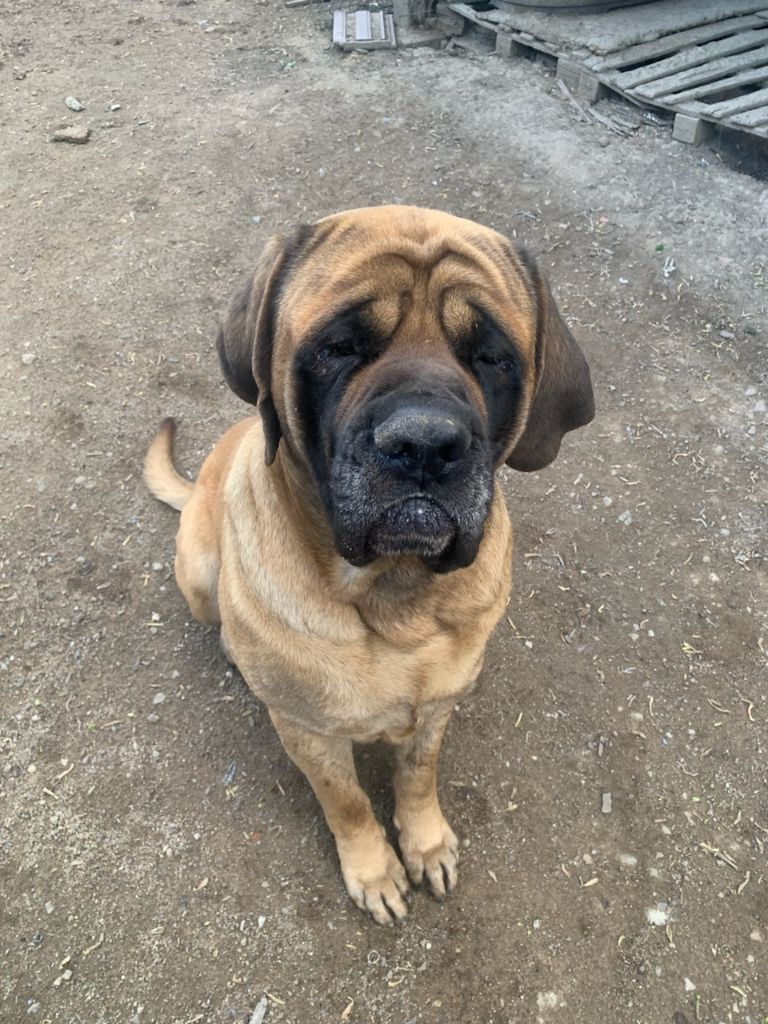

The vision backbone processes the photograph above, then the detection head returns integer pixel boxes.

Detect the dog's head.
[217,206,594,572]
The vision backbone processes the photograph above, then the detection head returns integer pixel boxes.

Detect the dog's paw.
[397,814,459,900]
[338,833,410,926]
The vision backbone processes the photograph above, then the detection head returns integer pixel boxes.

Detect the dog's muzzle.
[330,389,493,572]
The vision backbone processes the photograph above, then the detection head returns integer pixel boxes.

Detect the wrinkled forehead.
[277,208,537,350]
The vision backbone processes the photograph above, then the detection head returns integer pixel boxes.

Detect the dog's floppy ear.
[506,249,594,472]
[217,226,314,465]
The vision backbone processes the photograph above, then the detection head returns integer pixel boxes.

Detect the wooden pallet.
[450,3,768,143]
[588,12,768,141]
[332,9,396,50]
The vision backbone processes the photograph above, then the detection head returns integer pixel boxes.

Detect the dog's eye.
[317,337,358,361]
[474,352,516,372]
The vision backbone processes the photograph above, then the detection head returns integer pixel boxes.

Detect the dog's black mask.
[293,307,522,573]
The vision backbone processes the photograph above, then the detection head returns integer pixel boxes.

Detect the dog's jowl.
[144,206,594,924]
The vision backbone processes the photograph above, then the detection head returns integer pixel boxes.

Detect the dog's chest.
[221,505,511,742]
[313,625,486,742]
[224,570,493,741]
[294,586,494,740]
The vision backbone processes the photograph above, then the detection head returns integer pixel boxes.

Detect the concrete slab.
[487,0,766,55]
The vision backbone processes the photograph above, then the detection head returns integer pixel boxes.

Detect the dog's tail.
[144,418,194,511]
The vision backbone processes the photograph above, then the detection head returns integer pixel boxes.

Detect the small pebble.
[153,691,166,705]
[45,902,54,915]
[646,904,671,926]
[537,993,559,1011]
[601,792,612,814]
[65,96,85,111]
[21,352,37,365]
[147,713,160,723]
[51,126,91,144]
[684,978,696,992]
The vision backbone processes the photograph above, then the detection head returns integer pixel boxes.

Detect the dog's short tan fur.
[145,206,593,924]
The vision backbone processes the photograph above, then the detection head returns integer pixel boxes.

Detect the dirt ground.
[2,2,767,1022]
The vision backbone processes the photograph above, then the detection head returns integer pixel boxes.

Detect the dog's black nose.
[373,408,471,477]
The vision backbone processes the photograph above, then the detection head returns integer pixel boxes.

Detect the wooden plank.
[705,84,768,115]
[645,64,768,105]
[332,9,345,44]
[385,12,395,45]
[633,44,768,100]
[730,104,768,125]
[449,2,490,28]
[589,16,765,73]
[355,10,371,40]
[677,87,768,119]
[611,27,768,90]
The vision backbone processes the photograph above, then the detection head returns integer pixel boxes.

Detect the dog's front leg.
[393,701,459,899]
[269,710,410,925]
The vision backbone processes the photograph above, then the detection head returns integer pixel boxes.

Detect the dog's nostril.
[438,437,467,465]
[396,441,418,463]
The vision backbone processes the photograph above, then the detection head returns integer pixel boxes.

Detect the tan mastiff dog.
[144,205,594,924]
